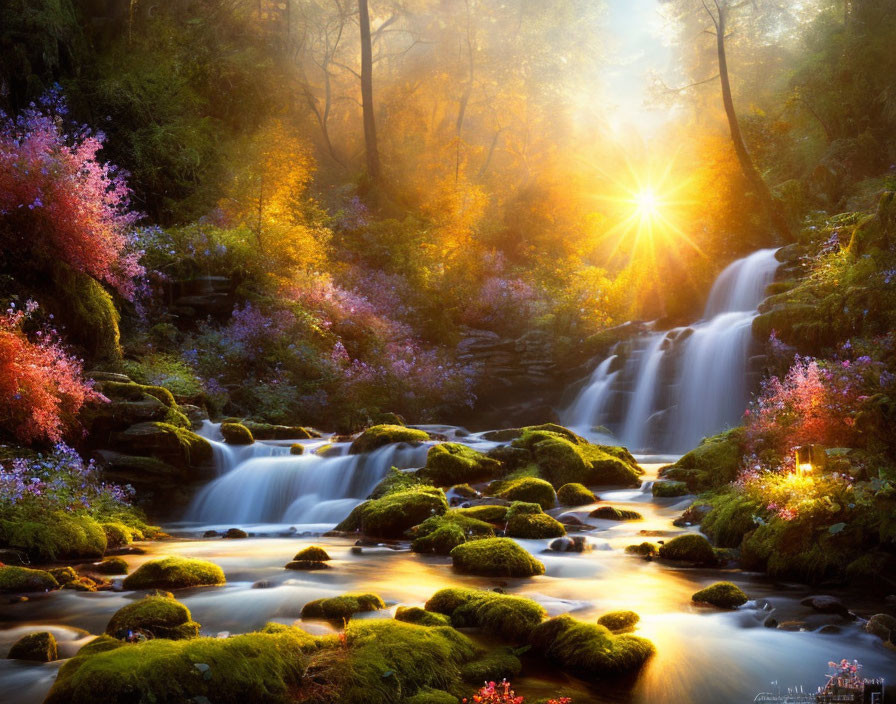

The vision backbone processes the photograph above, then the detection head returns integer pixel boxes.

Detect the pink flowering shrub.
[463,680,571,704]
[0,91,143,298]
[0,303,105,444]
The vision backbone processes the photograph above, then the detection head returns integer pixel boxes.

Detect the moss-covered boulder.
[350,424,430,454]
[659,429,744,492]
[106,595,201,640]
[405,689,459,704]
[425,587,547,641]
[504,502,566,539]
[589,506,643,521]
[122,556,225,590]
[557,482,597,506]
[699,489,763,548]
[487,475,556,510]
[597,610,640,633]
[294,546,331,562]
[44,626,316,704]
[285,560,330,571]
[239,421,319,440]
[409,510,495,555]
[652,480,689,498]
[113,422,212,469]
[102,521,138,548]
[692,582,748,609]
[93,557,129,575]
[625,542,659,557]
[220,422,254,445]
[420,443,502,486]
[335,486,449,538]
[223,528,248,539]
[394,606,452,628]
[7,631,58,661]
[0,565,58,593]
[301,593,385,620]
[49,566,78,585]
[529,614,654,678]
[658,534,717,565]
[290,443,304,455]
[368,467,425,499]
[460,647,522,683]
[449,538,545,578]
[449,483,478,499]
[0,511,107,561]
[454,504,509,523]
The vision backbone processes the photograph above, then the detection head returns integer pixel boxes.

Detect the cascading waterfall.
[184,439,431,527]
[562,248,780,453]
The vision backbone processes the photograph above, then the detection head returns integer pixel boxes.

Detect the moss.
[410,510,495,551]
[405,689,459,704]
[7,631,58,662]
[450,538,545,578]
[0,512,106,561]
[294,546,331,561]
[98,381,177,408]
[93,557,129,575]
[106,595,200,640]
[557,482,597,506]
[122,556,226,590]
[0,566,58,593]
[660,429,744,491]
[64,576,99,592]
[102,522,135,548]
[369,467,425,499]
[625,542,659,557]
[114,422,212,468]
[450,483,478,499]
[394,606,452,628]
[700,489,762,548]
[76,635,125,657]
[223,528,248,539]
[421,443,502,486]
[301,593,386,620]
[311,619,476,704]
[221,422,254,445]
[487,475,557,510]
[162,406,192,429]
[239,421,319,440]
[652,480,689,498]
[460,648,522,683]
[350,424,430,454]
[285,560,330,571]
[589,506,643,521]
[49,262,121,361]
[658,534,717,565]
[692,582,748,609]
[425,587,547,642]
[412,523,467,555]
[49,566,78,585]
[529,614,654,679]
[335,486,449,538]
[454,505,509,523]
[505,502,566,539]
[45,627,316,704]
[597,610,640,633]
[290,443,304,455]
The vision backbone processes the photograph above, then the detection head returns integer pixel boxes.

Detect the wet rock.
[800,595,854,619]
[589,506,643,521]
[251,580,271,589]
[673,501,712,527]
[284,560,330,571]
[223,528,248,539]
[548,536,591,553]
[864,613,896,645]
[203,530,219,538]
[179,404,208,429]
[0,566,59,593]
[49,566,78,585]
[7,631,58,661]
[763,617,778,628]
[817,625,842,635]
[106,594,200,640]
[777,620,806,631]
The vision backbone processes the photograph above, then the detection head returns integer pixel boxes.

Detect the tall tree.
[358,0,381,184]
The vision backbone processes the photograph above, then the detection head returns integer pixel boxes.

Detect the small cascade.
[563,248,780,453]
[184,437,431,526]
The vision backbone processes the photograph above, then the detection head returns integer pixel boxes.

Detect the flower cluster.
[0,303,105,444]
[462,680,571,704]
[0,90,143,298]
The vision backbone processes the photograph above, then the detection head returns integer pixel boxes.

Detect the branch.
[659,73,720,94]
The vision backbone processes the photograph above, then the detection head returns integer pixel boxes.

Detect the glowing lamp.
[795,445,826,475]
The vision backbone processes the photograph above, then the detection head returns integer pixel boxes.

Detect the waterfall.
[562,248,780,453]
[184,438,431,527]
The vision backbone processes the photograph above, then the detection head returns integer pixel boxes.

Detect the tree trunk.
[715,10,791,239]
[358,0,381,184]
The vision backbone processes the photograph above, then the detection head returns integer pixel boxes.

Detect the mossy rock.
[96,381,176,408]
[368,467,425,499]
[460,647,522,683]
[0,511,107,561]
[411,523,467,555]
[557,483,597,506]
[240,421,319,440]
[102,522,136,548]
[660,429,744,492]
[284,560,330,571]
[589,506,643,521]
[409,511,495,554]
[597,610,640,633]
[425,587,547,641]
[49,262,121,361]
[93,557,129,575]
[487,475,556,510]
[221,422,254,445]
[625,542,659,557]
[49,566,78,585]
[394,606,452,628]
[114,422,212,469]
[311,619,476,704]
[301,593,386,620]
[106,595,200,640]
[405,689,459,704]
[449,483,478,499]
[449,538,545,578]
[122,556,225,590]
[692,582,748,609]
[529,614,654,678]
[335,486,448,538]
[294,546,331,561]
[420,443,502,486]
[652,480,689,498]
[290,443,304,455]
[349,424,430,454]
[44,627,316,704]
[658,534,717,565]
[504,502,566,539]
[699,489,763,548]
[223,528,248,539]
[7,631,58,661]
[454,505,509,523]
[64,576,99,592]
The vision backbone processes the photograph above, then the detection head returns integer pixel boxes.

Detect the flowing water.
[562,248,781,453]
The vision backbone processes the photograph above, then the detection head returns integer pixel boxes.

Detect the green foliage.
[350,424,430,454]
[121,354,203,398]
[122,556,225,590]
[421,442,502,486]
[700,489,762,548]
[449,538,546,578]
[7,631,58,662]
[221,422,254,445]
[557,482,596,506]
[658,534,717,565]
[597,610,640,634]
[106,595,200,640]
[0,565,58,593]
[0,511,106,561]
[425,587,547,641]
[301,593,386,620]
[692,582,748,609]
